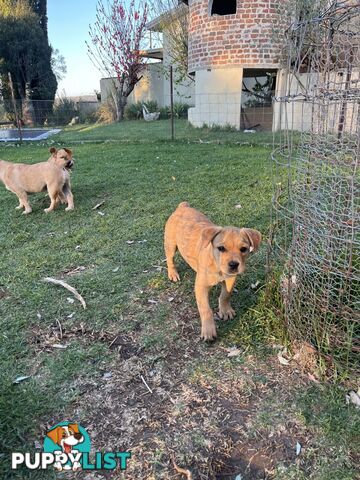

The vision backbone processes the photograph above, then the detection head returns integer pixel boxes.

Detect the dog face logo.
[13,420,131,472]
[44,422,90,472]
[46,423,84,454]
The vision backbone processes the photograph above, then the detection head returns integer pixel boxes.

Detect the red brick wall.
[187,0,286,72]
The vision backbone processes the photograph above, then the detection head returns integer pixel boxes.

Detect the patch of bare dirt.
[37,289,315,479]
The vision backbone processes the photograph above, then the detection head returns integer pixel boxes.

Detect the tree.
[0,0,57,125]
[87,0,149,121]
[148,0,190,83]
[29,0,48,36]
[51,48,67,82]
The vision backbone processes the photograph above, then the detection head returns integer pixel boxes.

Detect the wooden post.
[8,72,22,143]
[170,65,174,140]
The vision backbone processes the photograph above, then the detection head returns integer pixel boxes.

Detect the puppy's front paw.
[201,322,217,341]
[44,208,53,213]
[65,206,74,211]
[22,209,32,215]
[218,305,236,321]
[168,268,180,282]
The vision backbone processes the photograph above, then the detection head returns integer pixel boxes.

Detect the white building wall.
[273,70,359,133]
[188,67,243,128]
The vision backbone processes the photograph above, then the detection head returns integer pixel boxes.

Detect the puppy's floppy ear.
[49,147,57,155]
[201,226,222,249]
[243,229,262,252]
[46,426,62,446]
[64,148,72,156]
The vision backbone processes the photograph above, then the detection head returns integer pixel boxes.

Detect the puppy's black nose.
[229,261,239,270]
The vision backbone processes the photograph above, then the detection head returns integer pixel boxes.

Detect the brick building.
[181,0,286,129]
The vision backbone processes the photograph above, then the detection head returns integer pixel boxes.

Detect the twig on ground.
[56,319,63,338]
[109,336,118,349]
[92,201,105,210]
[140,375,153,394]
[43,277,87,309]
[171,454,193,479]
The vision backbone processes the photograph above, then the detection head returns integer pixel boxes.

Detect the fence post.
[8,72,22,143]
[170,65,174,140]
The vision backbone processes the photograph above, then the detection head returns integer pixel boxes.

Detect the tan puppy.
[0,147,74,214]
[165,202,261,340]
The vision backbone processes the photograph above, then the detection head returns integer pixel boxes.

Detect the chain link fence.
[0,98,99,130]
[271,0,359,376]
[0,93,277,143]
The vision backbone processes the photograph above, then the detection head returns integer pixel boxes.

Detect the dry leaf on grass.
[227,347,241,357]
[346,390,360,408]
[43,277,86,309]
[171,455,193,480]
[277,350,290,366]
[13,376,31,384]
[307,373,320,383]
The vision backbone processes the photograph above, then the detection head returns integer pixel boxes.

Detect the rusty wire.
[271,0,359,376]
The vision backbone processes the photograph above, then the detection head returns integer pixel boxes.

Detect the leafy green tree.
[29,0,48,35]
[0,0,57,125]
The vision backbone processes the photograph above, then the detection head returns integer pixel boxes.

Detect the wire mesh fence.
[0,98,99,129]
[271,0,359,376]
[0,93,276,143]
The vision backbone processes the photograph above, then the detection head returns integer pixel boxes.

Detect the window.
[210,0,236,16]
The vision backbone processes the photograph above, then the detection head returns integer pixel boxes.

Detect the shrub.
[144,100,159,113]
[0,102,8,122]
[51,97,77,125]
[124,101,143,120]
[124,100,160,120]
[172,102,190,118]
[78,109,97,124]
[95,98,116,124]
[159,106,170,119]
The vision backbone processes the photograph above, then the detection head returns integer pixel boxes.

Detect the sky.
[47,0,102,97]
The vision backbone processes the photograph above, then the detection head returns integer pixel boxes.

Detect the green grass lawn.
[0,120,358,479]
[55,118,277,145]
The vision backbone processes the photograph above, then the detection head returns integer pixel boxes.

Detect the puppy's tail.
[178,201,190,208]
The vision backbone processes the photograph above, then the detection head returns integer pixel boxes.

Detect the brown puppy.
[0,147,74,214]
[165,202,261,340]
